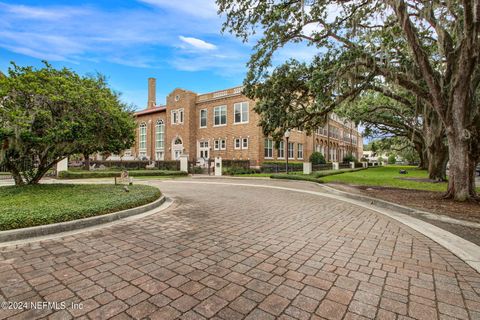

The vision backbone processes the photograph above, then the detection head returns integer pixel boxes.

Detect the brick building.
[125,78,363,167]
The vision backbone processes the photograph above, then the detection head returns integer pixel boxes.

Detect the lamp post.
[284,130,291,174]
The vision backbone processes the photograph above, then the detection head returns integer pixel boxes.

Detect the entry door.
[173,150,182,160]
[198,141,209,167]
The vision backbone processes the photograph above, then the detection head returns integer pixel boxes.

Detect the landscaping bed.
[0,184,161,230]
[58,170,187,179]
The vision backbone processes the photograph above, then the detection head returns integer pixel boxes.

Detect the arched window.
[139,122,147,150]
[174,137,183,145]
[155,120,165,150]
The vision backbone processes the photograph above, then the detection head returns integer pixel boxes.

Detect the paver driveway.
[1,178,480,320]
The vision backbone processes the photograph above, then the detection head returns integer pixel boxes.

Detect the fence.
[261,163,303,173]
[81,160,180,171]
[339,162,351,169]
[312,163,333,171]
[221,160,251,169]
[355,162,364,169]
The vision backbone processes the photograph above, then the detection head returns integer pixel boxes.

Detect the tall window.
[171,109,184,124]
[242,138,248,149]
[297,143,304,159]
[214,106,227,126]
[155,120,164,150]
[288,142,294,159]
[234,138,241,149]
[139,122,147,150]
[278,141,284,158]
[264,139,273,158]
[214,139,226,150]
[234,102,249,124]
[200,109,207,128]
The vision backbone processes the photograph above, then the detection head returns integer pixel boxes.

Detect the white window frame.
[297,143,304,159]
[234,138,241,150]
[139,122,147,151]
[200,109,207,128]
[288,142,295,159]
[171,109,184,125]
[155,120,165,150]
[214,105,227,127]
[242,138,248,149]
[234,102,249,124]
[179,109,184,123]
[277,141,285,159]
[264,139,273,159]
[214,139,226,150]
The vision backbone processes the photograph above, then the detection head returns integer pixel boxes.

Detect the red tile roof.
[134,106,166,116]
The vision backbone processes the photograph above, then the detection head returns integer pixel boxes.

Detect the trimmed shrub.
[309,152,326,165]
[223,167,259,175]
[270,174,323,183]
[58,170,187,179]
[189,166,204,174]
[343,154,357,163]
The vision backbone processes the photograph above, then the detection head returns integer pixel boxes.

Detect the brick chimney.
[147,77,156,109]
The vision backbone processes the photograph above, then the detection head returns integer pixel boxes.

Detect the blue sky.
[0,0,318,110]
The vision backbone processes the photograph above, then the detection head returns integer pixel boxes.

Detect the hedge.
[270,174,323,183]
[58,170,187,179]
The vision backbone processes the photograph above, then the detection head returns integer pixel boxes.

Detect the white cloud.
[137,0,218,19]
[0,2,88,20]
[179,36,216,50]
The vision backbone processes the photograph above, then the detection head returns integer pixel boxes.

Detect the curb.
[319,184,480,229]
[0,195,166,242]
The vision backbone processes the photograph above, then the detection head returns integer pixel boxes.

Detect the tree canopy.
[218,0,480,200]
[0,62,135,185]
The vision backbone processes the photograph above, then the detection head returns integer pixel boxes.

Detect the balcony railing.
[197,86,244,102]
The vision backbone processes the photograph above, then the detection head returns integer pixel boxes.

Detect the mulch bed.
[328,183,480,223]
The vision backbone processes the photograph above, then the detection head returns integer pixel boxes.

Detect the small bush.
[309,152,326,165]
[270,174,323,183]
[343,154,357,163]
[223,167,258,175]
[388,155,397,164]
[189,166,204,174]
[58,170,187,179]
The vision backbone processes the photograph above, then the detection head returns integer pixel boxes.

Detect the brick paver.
[1,179,480,319]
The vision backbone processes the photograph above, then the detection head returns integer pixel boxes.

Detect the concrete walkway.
[0,178,479,319]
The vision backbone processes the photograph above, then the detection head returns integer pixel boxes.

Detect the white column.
[350,161,355,169]
[56,157,68,176]
[214,157,222,176]
[332,162,339,170]
[303,162,312,174]
[179,155,188,172]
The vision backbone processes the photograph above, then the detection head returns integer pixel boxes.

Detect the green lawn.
[322,165,480,192]
[0,184,161,230]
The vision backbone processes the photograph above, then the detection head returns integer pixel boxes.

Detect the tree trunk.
[11,168,24,186]
[83,153,90,171]
[414,141,428,169]
[427,138,448,181]
[444,133,477,201]
[5,161,25,186]
[28,161,57,185]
